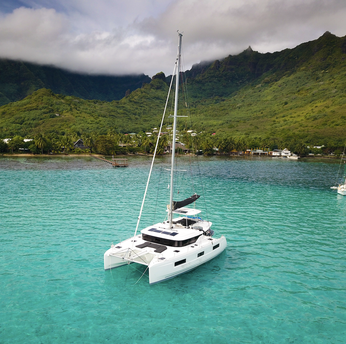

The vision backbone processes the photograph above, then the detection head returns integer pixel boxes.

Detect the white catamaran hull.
[148,236,227,284]
[104,234,227,284]
[337,184,346,196]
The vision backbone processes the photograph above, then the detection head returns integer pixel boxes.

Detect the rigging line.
[335,144,346,185]
[179,53,197,196]
[130,262,149,275]
[133,62,177,238]
[127,248,152,265]
[124,248,132,285]
[169,32,183,227]
[184,101,196,196]
[134,265,150,285]
[153,165,164,224]
[175,148,178,194]
[124,262,148,285]
[180,61,190,115]
[182,69,199,200]
[196,155,210,222]
[188,154,196,195]
[180,55,192,128]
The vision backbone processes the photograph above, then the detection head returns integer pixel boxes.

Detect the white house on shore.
[281,148,291,157]
[3,138,33,143]
[269,149,281,157]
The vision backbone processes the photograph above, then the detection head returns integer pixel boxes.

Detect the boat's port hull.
[104,253,129,270]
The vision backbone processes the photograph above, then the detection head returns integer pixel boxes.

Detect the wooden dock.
[112,158,128,167]
[91,155,128,167]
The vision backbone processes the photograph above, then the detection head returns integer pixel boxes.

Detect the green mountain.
[0,31,345,147]
[184,31,346,99]
[0,59,151,106]
[0,78,169,137]
[184,31,346,145]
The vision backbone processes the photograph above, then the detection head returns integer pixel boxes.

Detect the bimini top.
[172,194,200,210]
[170,194,201,216]
[172,207,201,216]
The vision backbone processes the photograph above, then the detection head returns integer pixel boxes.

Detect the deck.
[91,155,128,167]
[112,158,128,167]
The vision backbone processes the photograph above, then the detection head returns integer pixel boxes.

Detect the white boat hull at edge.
[337,184,346,196]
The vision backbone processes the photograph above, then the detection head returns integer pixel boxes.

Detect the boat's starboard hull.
[337,187,346,196]
[148,236,227,284]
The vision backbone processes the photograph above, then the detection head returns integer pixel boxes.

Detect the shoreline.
[1,153,101,157]
[0,153,340,163]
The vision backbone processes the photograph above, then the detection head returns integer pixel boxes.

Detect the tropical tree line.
[0,131,343,157]
[0,131,168,156]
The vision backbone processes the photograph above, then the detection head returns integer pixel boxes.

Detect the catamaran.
[104,32,227,284]
[337,181,346,195]
[331,145,346,195]
[337,162,346,195]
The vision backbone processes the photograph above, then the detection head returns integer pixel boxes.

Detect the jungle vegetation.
[0,31,346,155]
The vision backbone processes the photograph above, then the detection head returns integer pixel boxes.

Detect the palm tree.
[201,137,214,156]
[60,135,73,154]
[82,135,94,153]
[235,138,246,152]
[141,136,152,154]
[293,141,308,156]
[157,134,169,155]
[217,136,235,154]
[8,136,24,153]
[34,134,46,154]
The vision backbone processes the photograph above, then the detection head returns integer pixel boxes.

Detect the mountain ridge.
[0,31,345,147]
[0,59,151,106]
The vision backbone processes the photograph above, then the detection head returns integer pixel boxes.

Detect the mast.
[169,32,183,228]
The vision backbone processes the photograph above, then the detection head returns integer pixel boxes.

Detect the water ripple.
[0,157,345,343]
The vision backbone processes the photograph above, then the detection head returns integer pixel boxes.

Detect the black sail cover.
[172,194,200,211]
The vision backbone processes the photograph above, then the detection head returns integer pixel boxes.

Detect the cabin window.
[197,251,204,257]
[175,259,186,266]
[142,234,201,247]
[213,244,220,250]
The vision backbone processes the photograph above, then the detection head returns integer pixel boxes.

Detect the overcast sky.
[1,0,346,77]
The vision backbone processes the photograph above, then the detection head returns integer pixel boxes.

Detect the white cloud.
[0,7,70,65]
[0,0,346,77]
[0,7,67,42]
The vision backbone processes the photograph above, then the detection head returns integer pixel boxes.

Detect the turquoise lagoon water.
[0,156,345,343]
